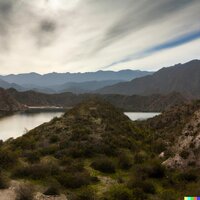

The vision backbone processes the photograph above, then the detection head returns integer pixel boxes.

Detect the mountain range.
[0,70,152,94]
[98,60,200,99]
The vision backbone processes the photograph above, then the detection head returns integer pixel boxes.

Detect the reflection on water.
[125,112,160,121]
[0,111,160,141]
[0,112,63,141]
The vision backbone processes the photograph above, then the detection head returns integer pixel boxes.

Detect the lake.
[0,111,160,141]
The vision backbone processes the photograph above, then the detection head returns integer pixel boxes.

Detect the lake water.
[0,111,160,141]
[125,112,160,121]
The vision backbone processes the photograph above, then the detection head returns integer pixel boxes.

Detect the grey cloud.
[34,19,58,47]
[39,19,57,33]
[93,0,198,52]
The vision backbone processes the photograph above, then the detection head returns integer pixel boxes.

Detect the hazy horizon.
[0,0,200,74]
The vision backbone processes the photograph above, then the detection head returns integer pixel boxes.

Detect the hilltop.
[1,99,200,199]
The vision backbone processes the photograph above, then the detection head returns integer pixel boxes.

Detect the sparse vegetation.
[0,99,200,199]
[15,183,34,200]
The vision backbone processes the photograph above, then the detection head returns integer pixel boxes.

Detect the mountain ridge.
[97,60,200,99]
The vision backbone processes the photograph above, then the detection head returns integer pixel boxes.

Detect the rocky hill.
[7,88,186,112]
[98,60,200,99]
[1,99,200,199]
[0,88,25,117]
[145,100,200,169]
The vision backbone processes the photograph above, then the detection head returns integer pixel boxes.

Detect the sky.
[0,0,200,74]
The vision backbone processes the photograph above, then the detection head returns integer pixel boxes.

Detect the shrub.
[134,162,165,179]
[44,185,60,196]
[15,183,34,200]
[160,190,178,200]
[180,150,190,159]
[118,152,132,170]
[147,162,166,179]
[91,158,116,173]
[177,171,198,182]
[141,181,156,194]
[106,185,133,200]
[76,187,97,200]
[49,135,59,143]
[134,152,147,164]
[57,172,91,189]
[23,151,40,164]
[13,163,59,180]
[0,172,10,189]
[128,178,156,194]
[0,149,17,169]
[132,188,147,200]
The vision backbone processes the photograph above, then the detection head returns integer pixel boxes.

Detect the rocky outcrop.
[147,100,200,169]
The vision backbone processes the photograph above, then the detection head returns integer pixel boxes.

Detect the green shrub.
[0,149,17,169]
[57,172,91,189]
[134,152,147,164]
[132,188,147,200]
[177,171,198,182]
[23,151,40,163]
[15,183,34,200]
[128,178,156,194]
[13,163,59,180]
[106,185,133,200]
[118,152,132,170]
[160,190,178,200]
[76,187,97,200]
[141,181,156,194]
[91,158,116,173]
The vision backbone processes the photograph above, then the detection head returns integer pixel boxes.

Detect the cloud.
[105,29,200,69]
[93,0,198,52]
[0,0,199,74]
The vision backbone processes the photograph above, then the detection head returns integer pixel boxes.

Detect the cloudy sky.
[0,0,200,74]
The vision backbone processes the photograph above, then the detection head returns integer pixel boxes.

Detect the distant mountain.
[0,79,24,91]
[51,80,124,94]
[0,70,152,87]
[7,88,186,112]
[97,60,200,99]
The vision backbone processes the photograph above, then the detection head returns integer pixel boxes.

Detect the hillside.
[144,100,200,169]
[98,60,200,99]
[1,99,200,199]
[0,88,25,117]
[0,79,24,91]
[7,88,186,112]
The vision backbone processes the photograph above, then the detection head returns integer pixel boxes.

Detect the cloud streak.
[0,0,199,74]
